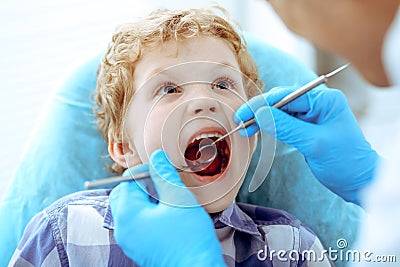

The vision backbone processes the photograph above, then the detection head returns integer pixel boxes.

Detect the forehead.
[133,36,240,88]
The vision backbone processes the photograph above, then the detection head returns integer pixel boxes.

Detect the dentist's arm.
[234,86,379,205]
[109,150,227,267]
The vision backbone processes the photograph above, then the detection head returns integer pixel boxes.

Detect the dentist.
[263,0,400,263]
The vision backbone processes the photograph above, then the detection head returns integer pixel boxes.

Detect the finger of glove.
[265,86,312,114]
[237,123,260,137]
[149,150,200,207]
[122,163,159,204]
[234,93,269,137]
[234,86,312,136]
[111,162,152,210]
[308,88,349,122]
[255,106,315,152]
[109,181,151,224]
[122,163,150,177]
[234,93,270,124]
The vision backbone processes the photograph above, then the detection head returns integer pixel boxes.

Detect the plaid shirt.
[9,189,332,266]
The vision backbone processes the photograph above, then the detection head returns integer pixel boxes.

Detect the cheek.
[124,101,162,162]
[231,134,254,171]
[220,90,246,116]
[139,104,184,163]
[141,109,173,160]
[142,117,162,157]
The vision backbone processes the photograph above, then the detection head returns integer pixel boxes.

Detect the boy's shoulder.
[43,189,112,228]
[45,189,111,212]
[11,189,136,266]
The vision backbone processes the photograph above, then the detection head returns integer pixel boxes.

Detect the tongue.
[184,139,221,176]
[197,154,221,176]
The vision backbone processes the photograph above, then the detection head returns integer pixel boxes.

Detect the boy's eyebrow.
[219,61,239,69]
[146,61,239,79]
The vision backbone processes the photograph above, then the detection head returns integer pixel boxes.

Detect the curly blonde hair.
[95,7,263,173]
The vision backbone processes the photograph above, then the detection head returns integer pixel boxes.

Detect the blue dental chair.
[0,33,364,266]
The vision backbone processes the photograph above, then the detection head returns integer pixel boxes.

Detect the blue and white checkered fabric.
[9,189,331,266]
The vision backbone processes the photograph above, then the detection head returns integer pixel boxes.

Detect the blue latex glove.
[109,150,227,267]
[234,86,379,205]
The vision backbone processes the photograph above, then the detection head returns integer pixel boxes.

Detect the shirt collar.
[211,202,260,236]
[103,198,260,237]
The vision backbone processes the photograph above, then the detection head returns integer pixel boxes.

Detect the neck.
[345,1,399,87]
[350,47,390,87]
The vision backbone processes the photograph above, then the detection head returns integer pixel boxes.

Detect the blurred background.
[1,0,399,195]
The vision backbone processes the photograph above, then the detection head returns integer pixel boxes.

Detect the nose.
[185,86,219,115]
[187,97,218,115]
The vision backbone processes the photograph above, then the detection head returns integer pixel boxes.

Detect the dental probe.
[84,63,350,189]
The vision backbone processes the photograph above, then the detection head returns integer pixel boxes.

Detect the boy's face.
[121,36,258,213]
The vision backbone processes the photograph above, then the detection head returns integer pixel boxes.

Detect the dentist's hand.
[234,86,379,205]
[109,150,227,267]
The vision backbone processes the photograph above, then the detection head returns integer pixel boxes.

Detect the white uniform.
[353,7,400,266]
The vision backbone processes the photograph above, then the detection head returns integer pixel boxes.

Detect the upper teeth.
[191,132,222,144]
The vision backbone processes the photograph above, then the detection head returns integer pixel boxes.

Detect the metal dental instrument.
[84,138,217,189]
[84,63,349,189]
[194,63,351,159]
[84,158,214,189]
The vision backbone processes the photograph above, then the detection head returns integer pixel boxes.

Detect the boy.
[10,7,332,266]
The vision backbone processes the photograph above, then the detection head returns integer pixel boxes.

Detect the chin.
[201,186,240,214]
[185,167,245,214]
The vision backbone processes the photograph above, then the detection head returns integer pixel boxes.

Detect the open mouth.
[184,131,231,182]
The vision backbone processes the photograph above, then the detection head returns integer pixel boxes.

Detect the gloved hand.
[234,86,379,205]
[109,149,227,267]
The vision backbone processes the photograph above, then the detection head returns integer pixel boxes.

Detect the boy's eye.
[158,83,181,95]
[212,78,234,91]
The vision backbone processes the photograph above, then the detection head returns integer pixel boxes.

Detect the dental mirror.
[184,138,217,172]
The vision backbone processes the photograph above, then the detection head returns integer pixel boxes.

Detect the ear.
[108,131,141,168]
